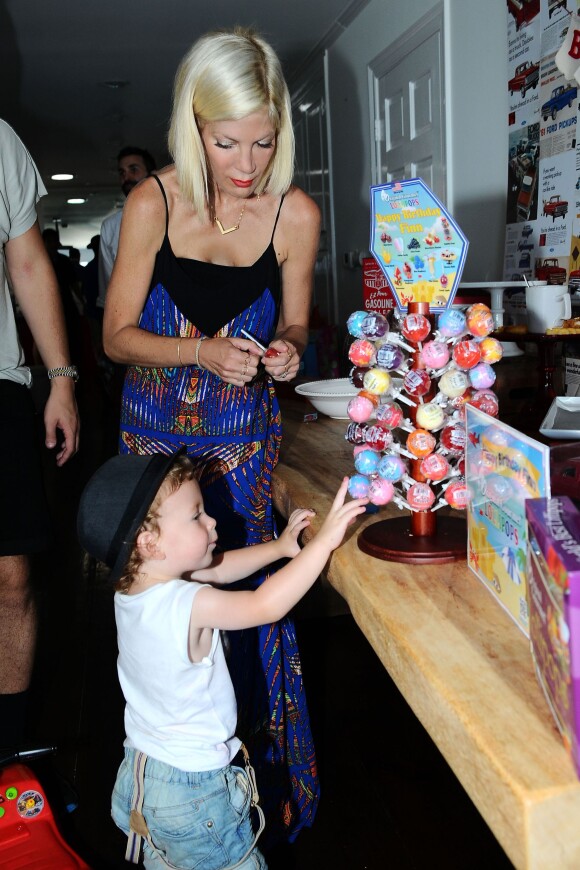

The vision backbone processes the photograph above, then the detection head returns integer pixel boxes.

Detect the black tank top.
[149,175,283,337]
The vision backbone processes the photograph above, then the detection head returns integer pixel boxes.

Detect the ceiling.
[1,0,365,248]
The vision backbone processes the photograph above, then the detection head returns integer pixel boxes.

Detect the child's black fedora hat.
[77,449,185,583]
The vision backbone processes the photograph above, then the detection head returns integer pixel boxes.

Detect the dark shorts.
[0,380,52,555]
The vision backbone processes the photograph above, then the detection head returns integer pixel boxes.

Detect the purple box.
[526,497,580,777]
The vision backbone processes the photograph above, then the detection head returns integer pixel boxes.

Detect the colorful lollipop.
[438,368,470,399]
[415,401,446,431]
[345,422,369,445]
[363,367,391,396]
[444,480,470,509]
[437,308,466,339]
[375,402,404,430]
[452,340,482,370]
[469,362,496,390]
[377,454,407,482]
[407,482,436,511]
[402,313,431,344]
[468,389,499,417]
[403,369,432,399]
[368,477,395,506]
[376,342,406,371]
[466,303,494,338]
[406,429,436,458]
[420,453,450,481]
[439,424,466,456]
[365,425,393,451]
[478,336,503,365]
[420,340,450,370]
[354,448,381,476]
[348,474,370,499]
[350,366,369,389]
[347,394,375,424]
[361,312,389,340]
[348,339,375,367]
[347,310,368,339]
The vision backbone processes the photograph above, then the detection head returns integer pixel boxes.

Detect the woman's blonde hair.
[168,27,295,219]
[116,456,195,594]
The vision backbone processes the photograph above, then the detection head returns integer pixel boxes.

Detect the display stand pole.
[358,302,467,564]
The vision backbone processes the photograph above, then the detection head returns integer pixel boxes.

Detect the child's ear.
[136,530,165,560]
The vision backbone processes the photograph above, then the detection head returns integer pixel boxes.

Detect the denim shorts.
[111,747,267,870]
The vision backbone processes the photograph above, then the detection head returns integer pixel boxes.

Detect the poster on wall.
[504,0,580,285]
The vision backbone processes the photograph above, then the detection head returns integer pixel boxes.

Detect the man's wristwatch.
[47,365,79,382]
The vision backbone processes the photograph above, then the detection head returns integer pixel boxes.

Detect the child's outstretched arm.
[190,508,314,585]
[190,478,368,631]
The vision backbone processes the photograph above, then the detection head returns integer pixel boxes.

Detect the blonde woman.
[103,27,321,849]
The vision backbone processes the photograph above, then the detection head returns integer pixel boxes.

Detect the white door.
[369,6,446,202]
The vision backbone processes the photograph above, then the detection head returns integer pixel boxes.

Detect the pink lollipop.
[452,340,482,370]
[368,477,395,505]
[406,429,436,458]
[347,394,375,423]
[420,453,450,481]
[375,402,404,430]
[420,340,450,370]
[444,480,470,509]
[348,339,375,367]
[466,303,494,338]
[403,369,431,399]
[469,363,496,390]
[401,313,431,344]
[468,389,499,417]
[407,482,436,511]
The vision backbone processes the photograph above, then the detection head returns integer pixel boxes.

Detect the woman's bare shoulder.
[281,185,321,227]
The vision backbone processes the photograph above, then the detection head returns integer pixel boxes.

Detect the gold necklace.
[214,201,247,235]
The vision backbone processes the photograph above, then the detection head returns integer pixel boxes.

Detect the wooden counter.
[272,400,580,870]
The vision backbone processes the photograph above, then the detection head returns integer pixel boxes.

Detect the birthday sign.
[370,178,469,312]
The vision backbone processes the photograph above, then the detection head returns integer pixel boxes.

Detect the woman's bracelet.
[177,338,183,366]
[195,336,206,368]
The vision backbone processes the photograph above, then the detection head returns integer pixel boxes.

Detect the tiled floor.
[22,367,519,868]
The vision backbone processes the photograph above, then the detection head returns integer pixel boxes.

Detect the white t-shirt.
[115,579,241,772]
[0,118,47,385]
[97,208,122,309]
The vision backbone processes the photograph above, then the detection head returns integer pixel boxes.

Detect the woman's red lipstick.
[231,178,253,188]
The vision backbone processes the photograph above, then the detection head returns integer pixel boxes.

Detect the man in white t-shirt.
[0,118,80,744]
[97,146,156,311]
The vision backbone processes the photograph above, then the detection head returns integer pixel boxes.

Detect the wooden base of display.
[358,515,467,564]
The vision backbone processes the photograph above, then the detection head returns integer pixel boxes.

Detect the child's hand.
[314,477,368,552]
[277,508,315,558]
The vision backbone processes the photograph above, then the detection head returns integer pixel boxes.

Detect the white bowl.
[295,378,358,419]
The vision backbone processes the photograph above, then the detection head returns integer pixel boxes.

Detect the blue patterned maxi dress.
[119,176,319,845]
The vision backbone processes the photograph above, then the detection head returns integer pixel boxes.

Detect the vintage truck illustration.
[508,60,540,97]
[541,84,577,120]
[542,195,568,220]
[535,258,567,284]
[508,0,540,31]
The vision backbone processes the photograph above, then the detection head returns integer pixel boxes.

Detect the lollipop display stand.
[345,301,503,564]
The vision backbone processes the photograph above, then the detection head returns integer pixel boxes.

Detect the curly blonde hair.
[115,456,195,594]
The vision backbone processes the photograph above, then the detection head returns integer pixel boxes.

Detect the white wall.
[298,0,508,326]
